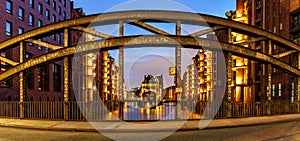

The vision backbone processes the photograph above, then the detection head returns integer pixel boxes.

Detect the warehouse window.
[6,21,12,37]
[19,7,24,20]
[29,14,34,26]
[38,3,43,14]
[6,0,12,14]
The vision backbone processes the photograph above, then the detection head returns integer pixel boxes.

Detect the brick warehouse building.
[226,0,300,103]
[0,0,73,101]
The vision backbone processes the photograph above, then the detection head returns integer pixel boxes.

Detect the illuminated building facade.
[163,86,176,101]
[183,58,199,102]
[137,74,163,104]
[0,0,72,101]
[194,49,212,102]
[230,0,300,102]
[95,52,120,101]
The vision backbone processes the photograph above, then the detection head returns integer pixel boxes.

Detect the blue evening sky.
[73,0,236,17]
[72,0,236,89]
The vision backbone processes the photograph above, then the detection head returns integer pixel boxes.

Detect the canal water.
[122,102,201,120]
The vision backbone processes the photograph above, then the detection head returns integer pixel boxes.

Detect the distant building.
[136,74,163,103]
[183,58,199,102]
[95,52,120,101]
[163,86,176,101]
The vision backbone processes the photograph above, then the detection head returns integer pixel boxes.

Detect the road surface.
[0,121,300,140]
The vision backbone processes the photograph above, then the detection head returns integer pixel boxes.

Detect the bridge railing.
[24,101,63,120]
[0,100,298,120]
[0,101,19,118]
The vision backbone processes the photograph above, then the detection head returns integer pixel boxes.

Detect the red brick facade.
[0,0,72,101]
[236,0,299,101]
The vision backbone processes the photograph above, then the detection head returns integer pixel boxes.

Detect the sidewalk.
[0,114,300,132]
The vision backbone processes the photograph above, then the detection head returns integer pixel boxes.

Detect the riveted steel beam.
[70,26,114,39]
[234,37,266,46]
[19,42,25,119]
[188,26,226,37]
[273,50,298,58]
[0,56,18,66]
[129,20,170,35]
[63,28,69,121]
[25,39,62,50]
[0,36,298,82]
[0,10,298,53]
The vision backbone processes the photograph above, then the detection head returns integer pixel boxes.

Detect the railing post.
[19,42,25,119]
[63,28,69,120]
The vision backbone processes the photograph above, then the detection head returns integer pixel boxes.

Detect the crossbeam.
[234,37,266,46]
[188,26,226,37]
[70,26,114,39]
[273,50,298,58]
[25,39,62,50]
[129,20,170,35]
[0,56,18,66]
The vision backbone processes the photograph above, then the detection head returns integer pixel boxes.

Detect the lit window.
[18,27,24,35]
[46,0,50,4]
[52,34,56,40]
[38,3,43,14]
[6,0,12,14]
[52,1,56,9]
[19,7,24,20]
[46,9,50,20]
[38,19,43,27]
[278,83,282,97]
[6,21,12,37]
[292,83,295,102]
[29,0,34,8]
[52,15,56,23]
[272,84,275,97]
[58,6,61,15]
[29,14,34,26]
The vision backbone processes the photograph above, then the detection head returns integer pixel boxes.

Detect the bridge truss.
[0,10,299,120]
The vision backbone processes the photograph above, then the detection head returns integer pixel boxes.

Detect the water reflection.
[100,102,201,121]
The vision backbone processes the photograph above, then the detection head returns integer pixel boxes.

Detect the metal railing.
[0,100,298,121]
[24,101,63,120]
[0,101,19,118]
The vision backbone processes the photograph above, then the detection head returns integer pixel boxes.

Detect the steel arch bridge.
[0,10,299,120]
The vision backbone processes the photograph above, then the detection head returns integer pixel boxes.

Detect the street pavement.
[0,121,300,140]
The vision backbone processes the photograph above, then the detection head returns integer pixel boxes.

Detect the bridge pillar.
[19,42,25,119]
[119,20,124,120]
[226,28,233,118]
[266,40,272,116]
[226,52,233,118]
[176,20,182,120]
[63,28,69,120]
